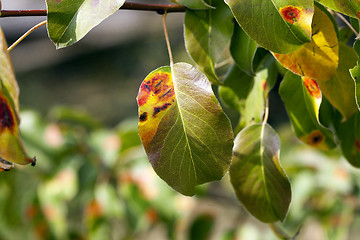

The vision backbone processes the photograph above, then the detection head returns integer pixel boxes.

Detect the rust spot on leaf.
[139,112,148,122]
[357,11,360,19]
[0,97,15,133]
[355,138,360,153]
[153,103,172,117]
[307,130,324,147]
[280,6,302,24]
[303,77,321,99]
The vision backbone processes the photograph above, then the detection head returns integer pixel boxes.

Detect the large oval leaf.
[316,0,360,18]
[225,0,314,53]
[184,0,233,83]
[273,4,339,81]
[46,0,125,49]
[137,62,234,196]
[279,72,336,150]
[230,123,291,223]
[317,43,358,120]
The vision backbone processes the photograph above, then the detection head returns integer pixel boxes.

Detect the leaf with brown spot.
[273,4,339,81]
[279,71,336,150]
[137,63,233,196]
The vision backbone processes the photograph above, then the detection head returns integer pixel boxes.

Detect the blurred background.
[1,1,360,239]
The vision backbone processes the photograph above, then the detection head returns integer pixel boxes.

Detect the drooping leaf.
[316,0,360,18]
[230,24,258,76]
[279,72,336,150]
[137,63,234,196]
[184,0,233,83]
[224,0,314,53]
[46,0,125,49]
[0,81,35,167]
[273,4,339,81]
[334,111,360,167]
[317,43,358,119]
[0,27,20,114]
[169,0,211,9]
[230,123,291,223]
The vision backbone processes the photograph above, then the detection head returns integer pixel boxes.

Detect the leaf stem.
[263,97,269,124]
[162,11,174,67]
[334,12,360,39]
[0,3,186,18]
[7,20,47,52]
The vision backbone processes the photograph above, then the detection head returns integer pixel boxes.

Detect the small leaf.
[350,40,360,110]
[137,63,233,196]
[273,4,339,81]
[279,72,336,150]
[230,123,291,223]
[46,0,125,49]
[0,27,20,114]
[225,0,314,53]
[184,0,234,83]
[317,43,359,119]
[334,112,360,167]
[230,24,258,76]
[316,0,360,18]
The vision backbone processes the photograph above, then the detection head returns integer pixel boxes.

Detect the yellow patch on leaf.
[303,77,321,99]
[137,68,175,147]
[300,130,327,150]
[273,6,339,81]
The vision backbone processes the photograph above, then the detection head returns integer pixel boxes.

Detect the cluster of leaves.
[2,0,360,230]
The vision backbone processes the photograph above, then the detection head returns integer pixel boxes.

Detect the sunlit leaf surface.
[225,0,314,53]
[273,5,339,81]
[46,0,125,48]
[137,63,233,196]
[280,72,336,150]
[316,0,360,18]
[230,123,291,223]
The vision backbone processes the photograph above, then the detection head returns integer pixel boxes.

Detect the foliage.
[2,0,360,238]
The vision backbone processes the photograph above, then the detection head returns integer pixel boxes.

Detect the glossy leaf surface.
[137,63,233,196]
[335,112,360,167]
[184,0,233,83]
[46,0,125,49]
[316,0,360,18]
[317,43,358,119]
[273,5,339,81]
[230,123,291,223]
[225,0,314,53]
[280,72,336,150]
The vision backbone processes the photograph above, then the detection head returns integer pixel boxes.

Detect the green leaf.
[230,24,258,76]
[225,0,314,53]
[279,72,336,150]
[316,0,360,18]
[230,123,291,223]
[46,0,125,49]
[273,4,339,81]
[0,28,20,115]
[184,0,233,83]
[169,0,211,9]
[350,40,360,111]
[317,43,359,119]
[137,63,234,196]
[334,112,360,167]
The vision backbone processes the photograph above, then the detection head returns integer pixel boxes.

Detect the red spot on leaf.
[357,11,360,19]
[303,77,321,99]
[307,130,324,147]
[280,6,301,24]
[355,138,360,153]
[0,97,15,133]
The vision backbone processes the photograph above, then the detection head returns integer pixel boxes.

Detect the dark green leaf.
[230,123,291,223]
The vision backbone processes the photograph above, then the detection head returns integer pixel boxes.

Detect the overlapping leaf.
[317,43,358,119]
[137,62,233,196]
[225,0,314,53]
[184,0,233,83]
[316,0,360,18]
[230,24,258,76]
[280,72,336,150]
[230,123,291,223]
[273,4,339,81]
[334,112,360,167]
[169,0,211,9]
[46,0,125,49]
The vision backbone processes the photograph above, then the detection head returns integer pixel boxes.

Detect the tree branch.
[0,2,186,18]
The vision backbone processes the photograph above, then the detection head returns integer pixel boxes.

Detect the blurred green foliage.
[0,107,359,239]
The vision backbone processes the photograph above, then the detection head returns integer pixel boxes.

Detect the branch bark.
[0,2,186,18]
